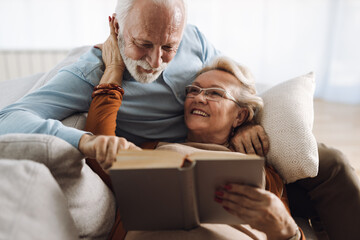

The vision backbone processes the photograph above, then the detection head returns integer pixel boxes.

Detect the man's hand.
[79,134,141,169]
[230,124,269,157]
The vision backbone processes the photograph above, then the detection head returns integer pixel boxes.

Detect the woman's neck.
[186,131,230,147]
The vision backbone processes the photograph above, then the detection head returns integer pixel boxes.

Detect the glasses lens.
[186,86,201,96]
[205,88,225,101]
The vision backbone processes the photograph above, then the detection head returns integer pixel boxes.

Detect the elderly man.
[0,0,359,239]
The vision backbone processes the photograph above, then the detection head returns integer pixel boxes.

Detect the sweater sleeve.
[265,165,289,211]
[265,166,306,240]
[83,90,128,240]
[83,89,123,191]
[84,90,122,135]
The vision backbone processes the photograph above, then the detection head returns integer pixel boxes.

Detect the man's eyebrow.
[133,37,178,46]
[132,38,152,44]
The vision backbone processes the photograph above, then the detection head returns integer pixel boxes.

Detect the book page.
[112,150,185,169]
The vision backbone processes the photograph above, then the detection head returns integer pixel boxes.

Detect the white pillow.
[256,72,319,183]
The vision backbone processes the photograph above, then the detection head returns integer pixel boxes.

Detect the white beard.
[118,36,168,84]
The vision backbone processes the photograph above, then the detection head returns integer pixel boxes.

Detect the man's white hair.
[115,0,187,34]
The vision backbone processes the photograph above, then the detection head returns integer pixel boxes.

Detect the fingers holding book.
[79,134,141,169]
[214,183,299,239]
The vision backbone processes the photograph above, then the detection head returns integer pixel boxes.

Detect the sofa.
[0,46,320,239]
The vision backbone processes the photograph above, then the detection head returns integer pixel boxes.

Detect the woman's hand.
[78,134,141,170]
[229,124,269,157]
[215,184,298,240]
[95,14,125,85]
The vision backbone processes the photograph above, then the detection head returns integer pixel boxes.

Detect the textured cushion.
[0,133,115,239]
[256,72,319,183]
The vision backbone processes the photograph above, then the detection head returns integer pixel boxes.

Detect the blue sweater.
[0,24,220,148]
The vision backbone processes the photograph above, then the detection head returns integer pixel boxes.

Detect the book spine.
[179,162,200,230]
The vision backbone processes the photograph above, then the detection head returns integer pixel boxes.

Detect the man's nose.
[147,47,162,69]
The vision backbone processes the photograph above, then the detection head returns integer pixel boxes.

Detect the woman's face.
[184,70,243,142]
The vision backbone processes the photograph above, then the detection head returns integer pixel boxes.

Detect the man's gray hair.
[115,0,187,34]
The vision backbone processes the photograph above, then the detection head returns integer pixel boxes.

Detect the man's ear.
[232,108,249,128]
[112,13,120,35]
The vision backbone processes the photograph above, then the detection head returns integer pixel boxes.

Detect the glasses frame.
[185,85,242,107]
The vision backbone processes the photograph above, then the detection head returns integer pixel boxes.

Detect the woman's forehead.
[194,69,240,89]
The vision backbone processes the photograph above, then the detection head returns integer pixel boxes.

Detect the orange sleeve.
[265,166,306,240]
[265,165,290,212]
[84,90,127,240]
[84,90,122,135]
[83,89,123,191]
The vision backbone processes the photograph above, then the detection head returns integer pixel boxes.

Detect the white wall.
[1,0,359,103]
[188,0,360,104]
[0,0,117,49]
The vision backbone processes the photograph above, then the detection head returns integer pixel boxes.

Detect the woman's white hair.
[115,0,187,35]
[198,56,264,123]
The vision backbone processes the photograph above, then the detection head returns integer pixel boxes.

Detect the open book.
[109,150,264,230]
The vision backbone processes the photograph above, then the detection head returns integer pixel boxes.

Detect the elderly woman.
[81,16,304,240]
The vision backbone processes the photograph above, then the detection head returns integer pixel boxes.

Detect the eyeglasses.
[185,85,242,107]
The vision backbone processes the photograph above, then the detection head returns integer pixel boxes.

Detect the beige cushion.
[0,159,78,240]
[0,133,115,239]
[257,72,319,183]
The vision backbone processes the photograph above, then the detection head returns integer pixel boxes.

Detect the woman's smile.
[191,109,209,117]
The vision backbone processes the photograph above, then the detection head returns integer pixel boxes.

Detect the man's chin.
[129,69,163,84]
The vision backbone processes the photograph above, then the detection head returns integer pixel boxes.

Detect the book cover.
[109,150,264,230]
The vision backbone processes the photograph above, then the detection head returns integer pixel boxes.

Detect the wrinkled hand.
[95,14,125,85]
[230,124,269,157]
[215,184,298,239]
[79,134,141,169]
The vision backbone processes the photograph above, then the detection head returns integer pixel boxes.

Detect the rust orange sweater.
[84,90,125,240]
